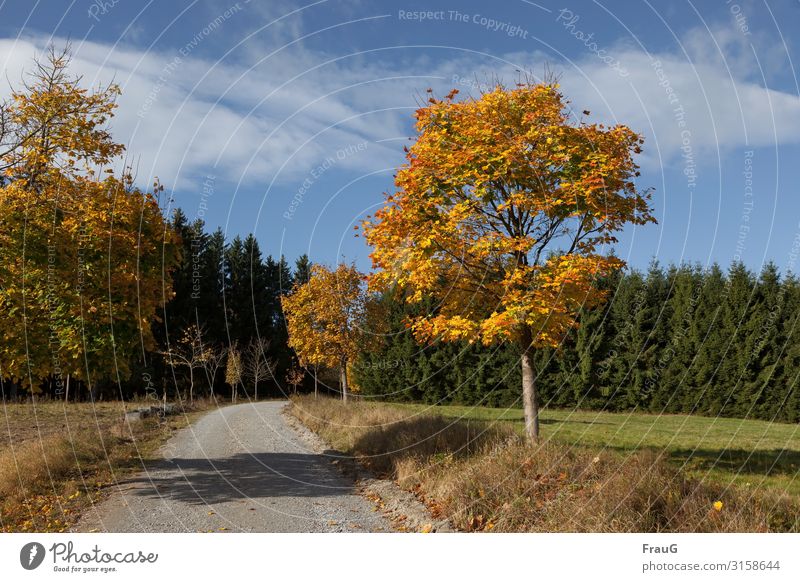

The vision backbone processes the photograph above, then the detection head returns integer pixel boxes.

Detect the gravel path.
[76,401,391,532]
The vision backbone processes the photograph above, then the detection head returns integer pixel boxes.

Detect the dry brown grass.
[290,395,515,475]
[290,396,800,532]
[0,398,216,532]
[1,401,129,452]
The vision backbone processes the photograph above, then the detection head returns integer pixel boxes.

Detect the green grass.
[391,402,800,496]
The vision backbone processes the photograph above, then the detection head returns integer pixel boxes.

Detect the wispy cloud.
[1,18,797,192]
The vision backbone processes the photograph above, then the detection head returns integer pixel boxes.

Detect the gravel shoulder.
[75,401,392,532]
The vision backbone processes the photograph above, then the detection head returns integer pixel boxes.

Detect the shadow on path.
[122,452,353,505]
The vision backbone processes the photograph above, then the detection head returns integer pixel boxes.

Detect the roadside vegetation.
[393,403,800,496]
[290,396,800,532]
[0,399,215,532]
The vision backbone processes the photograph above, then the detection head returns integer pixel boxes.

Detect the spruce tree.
[294,254,312,286]
[685,264,727,414]
[739,263,782,416]
[655,264,702,412]
[266,255,294,390]
[224,236,249,344]
[199,228,227,346]
[712,262,758,416]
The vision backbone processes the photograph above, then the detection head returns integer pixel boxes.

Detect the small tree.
[225,344,243,403]
[282,264,377,402]
[310,364,319,398]
[202,345,227,401]
[285,366,305,395]
[245,337,275,400]
[160,324,209,403]
[363,83,655,442]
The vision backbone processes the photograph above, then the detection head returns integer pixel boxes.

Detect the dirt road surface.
[77,401,391,532]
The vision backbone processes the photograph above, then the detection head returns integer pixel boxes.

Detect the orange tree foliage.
[282,264,378,400]
[0,47,179,389]
[362,83,655,438]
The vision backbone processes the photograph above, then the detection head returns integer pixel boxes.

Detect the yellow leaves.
[363,81,652,352]
[507,237,534,254]
[283,264,379,369]
[479,312,517,344]
[0,49,178,386]
[3,491,78,533]
[412,315,479,344]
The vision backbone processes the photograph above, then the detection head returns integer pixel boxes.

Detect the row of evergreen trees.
[20,204,800,422]
[148,209,314,400]
[354,262,800,423]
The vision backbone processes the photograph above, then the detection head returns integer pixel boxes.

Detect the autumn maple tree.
[0,46,179,393]
[282,264,376,402]
[225,344,243,402]
[362,83,655,441]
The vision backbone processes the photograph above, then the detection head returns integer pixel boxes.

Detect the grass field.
[0,398,215,532]
[391,403,800,495]
[292,396,800,532]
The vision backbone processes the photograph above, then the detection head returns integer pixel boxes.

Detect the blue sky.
[1,0,799,274]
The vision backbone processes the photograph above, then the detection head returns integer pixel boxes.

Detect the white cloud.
[553,46,796,166]
[1,22,798,192]
[0,36,413,191]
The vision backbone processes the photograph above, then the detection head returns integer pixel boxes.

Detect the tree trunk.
[340,359,349,403]
[65,374,70,403]
[314,366,318,399]
[189,368,194,404]
[254,380,258,401]
[520,326,539,443]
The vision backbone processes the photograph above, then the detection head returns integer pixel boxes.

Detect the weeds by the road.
[290,396,800,532]
[393,402,800,495]
[0,398,216,532]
